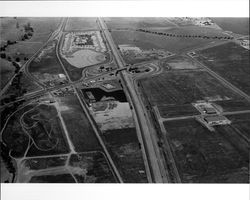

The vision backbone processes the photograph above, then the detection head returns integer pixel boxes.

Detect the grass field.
[111,30,220,54]
[0,58,15,89]
[58,95,101,152]
[29,40,65,76]
[140,70,241,106]
[25,104,70,157]
[196,42,250,95]
[139,69,250,118]
[103,128,148,183]
[29,173,75,183]
[69,152,117,183]
[105,18,176,29]
[65,18,99,31]
[159,56,202,71]
[1,104,34,158]
[23,156,68,170]
[163,118,249,183]
[226,113,250,141]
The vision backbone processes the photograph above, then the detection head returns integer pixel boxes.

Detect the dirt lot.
[69,152,117,183]
[63,49,106,68]
[196,42,250,95]
[163,118,249,183]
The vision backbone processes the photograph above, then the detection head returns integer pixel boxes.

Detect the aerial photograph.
[0,17,249,183]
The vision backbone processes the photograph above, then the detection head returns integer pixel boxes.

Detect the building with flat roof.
[204,115,231,126]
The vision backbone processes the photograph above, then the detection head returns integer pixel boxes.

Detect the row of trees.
[136,29,234,40]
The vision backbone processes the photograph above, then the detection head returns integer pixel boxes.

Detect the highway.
[0,18,66,97]
[54,18,123,183]
[98,17,167,183]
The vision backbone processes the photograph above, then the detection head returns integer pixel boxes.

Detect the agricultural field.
[163,118,249,183]
[105,17,176,29]
[57,94,102,152]
[196,42,250,95]
[65,17,99,31]
[111,30,221,55]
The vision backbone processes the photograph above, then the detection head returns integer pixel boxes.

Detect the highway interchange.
[1,17,249,183]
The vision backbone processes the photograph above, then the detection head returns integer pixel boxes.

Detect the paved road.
[98,17,167,183]
[55,18,123,183]
[0,18,66,97]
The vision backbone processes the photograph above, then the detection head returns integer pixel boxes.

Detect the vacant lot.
[164,119,249,183]
[1,104,34,158]
[140,70,241,106]
[1,17,61,42]
[69,152,117,183]
[105,18,176,29]
[65,18,99,31]
[111,30,220,54]
[197,42,250,95]
[0,58,15,89]
[23,156,68,170]
[25,104,70,157]
[30,173,75,183]
[103,128,148,183]
[29,40,65,76]
[226,113,250,141]
[160,56,202,71]
[214,100,250,112]
[139,70,250,118]
[58,95,101,152]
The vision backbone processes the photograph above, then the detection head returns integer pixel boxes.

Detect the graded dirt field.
[63,49,106,68]
[163,118,249,183]
[105,17,177,29]
[160,55,202,70]
[65,17,99,31]
[111,30,221,54]
[103,128,148,183]
[196,42,250,95]
[58,95,102,152]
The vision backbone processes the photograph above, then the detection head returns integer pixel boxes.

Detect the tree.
[0,53,6,59]
[15,57,20,62]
